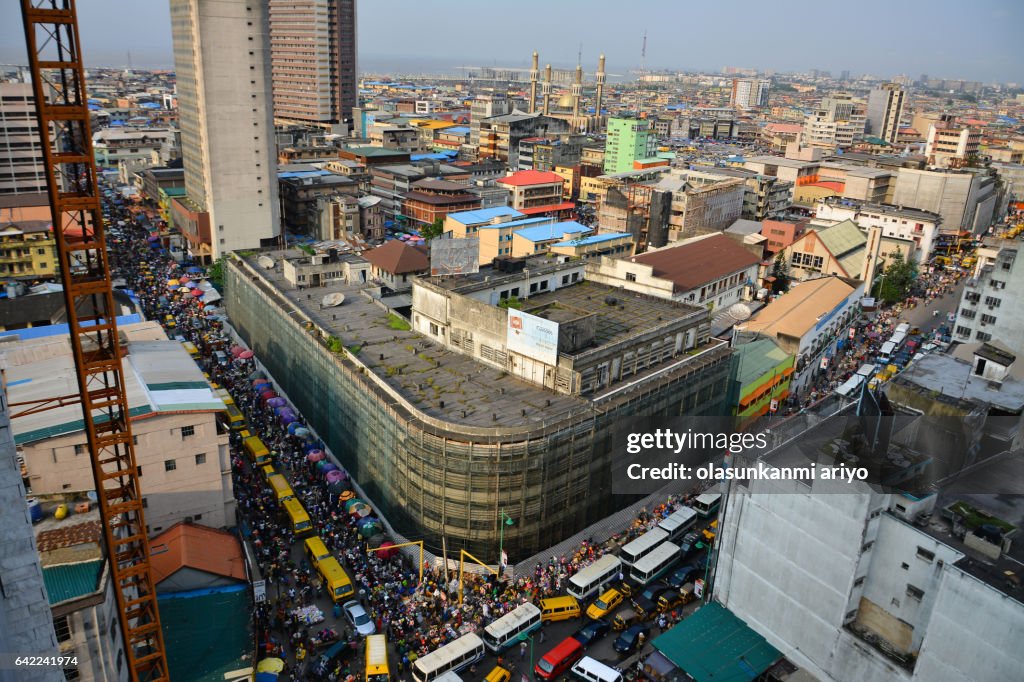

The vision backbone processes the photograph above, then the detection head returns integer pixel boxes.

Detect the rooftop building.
[224,250,732,559]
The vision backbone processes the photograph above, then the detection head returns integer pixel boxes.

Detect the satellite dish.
[728,303,752,321]
[257,256,275,269]
[321,292,346,307]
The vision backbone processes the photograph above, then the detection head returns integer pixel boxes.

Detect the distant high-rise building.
[730,78,771,109]
[268,0,357,131]
[840,70,850,81]
[866,83,906,144]
[170,0,281,261]
[0,82,47,196]
[925,117,981,169]
[604,117,655,174]
[803,93,866,149]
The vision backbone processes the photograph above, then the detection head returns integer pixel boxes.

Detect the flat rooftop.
[524,280,703,350]
[240,249,588,427]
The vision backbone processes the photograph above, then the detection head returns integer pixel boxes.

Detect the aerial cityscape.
[0,1,1022,682]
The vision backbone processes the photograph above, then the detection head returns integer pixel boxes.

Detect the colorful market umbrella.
[287,422,303,435]
[337,488,355,502]
[325,470,344,484]
[178,286,190,294]
[232,346,246,357]
[190,288,203,297]
[293,427,311,439]
[279,414,297,426]
[260,390,277,401]
[166,279,180,288]
[354,505,373,519]
[267,397,287,408]
[239,350,254,360]
[376,541,398,559]
[306,451,325,463]
[321,463,338,474]
[358,520,381,537]
[344,498,364,512]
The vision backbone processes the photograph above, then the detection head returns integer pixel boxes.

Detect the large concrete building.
[0,82,47,196]
[170,0,281,261]
[225,250,733,559]
[655,169,746,241]
[866,83,907,144]
[814,197,941,263]
[0,379,61,682]
[714,399,1024,682]
[7,322,233,536]
[952,238,1024,353]
[925,120,981,169]
[604,117,656,174]
[730,78,771,109]
[268,0,357,131]
[892,167,996,234]
[803,93,867,150]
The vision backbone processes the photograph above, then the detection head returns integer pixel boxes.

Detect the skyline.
[0,0,1021,83]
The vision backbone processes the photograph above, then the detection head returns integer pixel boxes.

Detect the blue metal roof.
[446,206,524,225]
[277,169,333,179]
[553,231,631,247]
[0,314,142,341]
[440,126,470,135]
[476,216,552,230]
[514,221,591,243]
[410,151,457,161]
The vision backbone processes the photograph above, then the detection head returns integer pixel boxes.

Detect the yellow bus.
[243,435,271,465]
[304,536,333,568]
[317,556,355,603]
[283,498,313,536]
[267,473,295,503]
[224,403,247,430]
[261,464,275,480]
[365,634,390,682]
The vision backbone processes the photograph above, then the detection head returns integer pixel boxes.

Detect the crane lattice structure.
[19,1,168,679]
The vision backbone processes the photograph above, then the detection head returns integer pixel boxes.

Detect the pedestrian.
[520,640,527,659]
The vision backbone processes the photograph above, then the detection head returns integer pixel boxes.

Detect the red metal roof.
[630,234,761,293]
[497,170,565,187]
[519,201,575,215]
[364,239,430,274]
[149,522,247,584]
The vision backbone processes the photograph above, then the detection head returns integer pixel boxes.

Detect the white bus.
[629,541,680,585]
[482,603,542,653]
[567,554,622,600]
[856,363,876,379]
[894,323,910,336]
[658,507,697,543]
[878,341,897,363]
[835,374,865,398]
[890,331,907,348]
[692,492,721,518]
[619,528,668,568]
[412,633,484,682]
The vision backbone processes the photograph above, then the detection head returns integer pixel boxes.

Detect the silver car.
[342,600,376,636]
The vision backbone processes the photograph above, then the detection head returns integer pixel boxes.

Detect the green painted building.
[729,337,795,428]
[603,117,654,174]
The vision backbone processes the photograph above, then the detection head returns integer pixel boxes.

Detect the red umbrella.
[190,288,203,297]
[231,345,245,357]
[260,390,277,401]
[239,350,254,360]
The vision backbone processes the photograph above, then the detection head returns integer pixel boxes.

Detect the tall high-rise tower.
[0,82,47,196]
[170,0,281,261]
[529,51,539,114]
[542,64,553,116]
[268,0,358,131]
[595,54,606,118]
[866,83,906,144]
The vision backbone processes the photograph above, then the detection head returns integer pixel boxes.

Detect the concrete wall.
[22,412,231,536]
[59,572,130,682]
[0,386,61,682]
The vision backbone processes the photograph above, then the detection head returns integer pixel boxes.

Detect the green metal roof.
[147,381,211,391]
[160,589,252,682]
[42,560,103,605]
[734,338,793,389]
[653,602,782,682]
[815,219,866,258]
[14,404,153,446]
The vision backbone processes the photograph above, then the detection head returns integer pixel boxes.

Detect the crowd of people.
[104,193,703,680]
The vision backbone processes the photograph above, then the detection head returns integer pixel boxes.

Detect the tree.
[770,253,791,293]
[872,251,918,304]
[421,217,445,241]
[207,256,227,288]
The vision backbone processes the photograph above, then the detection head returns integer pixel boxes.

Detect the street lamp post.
[517,631,534,680]
[498,510,515,576]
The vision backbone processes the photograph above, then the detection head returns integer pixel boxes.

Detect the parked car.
[666,563,702,589]
[342,600,376,636]
[677,530,704,561]
[613,624,651,655]
[572,618,611,648]
[632,585,674,620]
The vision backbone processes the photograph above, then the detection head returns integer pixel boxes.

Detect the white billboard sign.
[430,237,480,276]
[507,309,559,365]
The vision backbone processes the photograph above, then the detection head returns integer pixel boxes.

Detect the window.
[989,279,1006,290]
[133,435,139,445]
[37,248,45,254]
[916,547,935,562]
[54,615,71,642]
[74,444,85,455]
[959,308,976,319]
[429,322,439,336]
[142,497,148,508]
[853,576,865,587]
[181,425,195,438]
[626,272,637,282]
[955,326,972,337]
[195,453,206,465]
[906,584,924,600]
[980,314,997,325]
[976,331,992,342]
[137,466,142,477]
[983,296,1001,307]
[901,562,909,570]
[165,459,176,472]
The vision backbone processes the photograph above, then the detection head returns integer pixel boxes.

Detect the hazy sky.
[1,0,1021,82]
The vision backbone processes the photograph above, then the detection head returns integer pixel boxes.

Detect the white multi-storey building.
[170,0,281,259]
[813,197,941,263]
